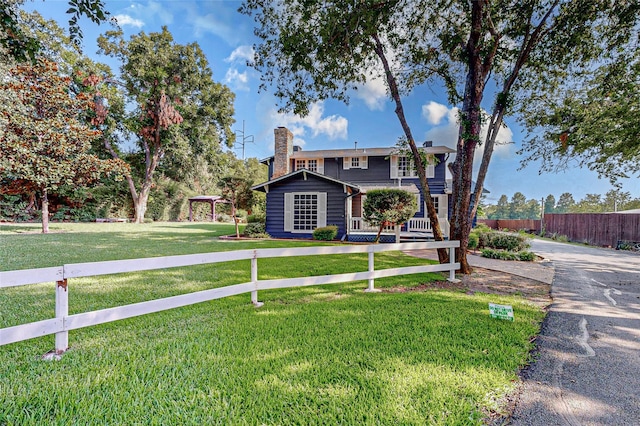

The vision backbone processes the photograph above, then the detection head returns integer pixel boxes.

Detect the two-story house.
[252,127,456,242]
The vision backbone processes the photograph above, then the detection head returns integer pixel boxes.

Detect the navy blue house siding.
[265,174,350,239]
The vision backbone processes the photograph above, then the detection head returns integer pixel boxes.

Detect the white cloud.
[354,76,387,111]
[422,101,449,125]
[126,2,173,25]
[189,12,241,45]
[225,45,255,64]
[224,68,249,91]
[112,14,144,29]
[268,102,349,146]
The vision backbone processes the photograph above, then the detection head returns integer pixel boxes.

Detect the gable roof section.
[251,169,361,193]
[290,146,455,159]
[260,145,455,164]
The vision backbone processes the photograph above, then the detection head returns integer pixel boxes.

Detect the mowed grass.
[0,222,544,425]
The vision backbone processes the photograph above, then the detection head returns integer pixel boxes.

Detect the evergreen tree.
[509,192,528,219]
[544,194,556,214]
[556,193,575,213]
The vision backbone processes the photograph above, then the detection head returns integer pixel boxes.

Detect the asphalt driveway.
[509,239,640,425]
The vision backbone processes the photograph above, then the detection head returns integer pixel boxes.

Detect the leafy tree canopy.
[0,59,128,232]
[363,189,418,243]
[518,39,640,185]
[1,0,114,63]
[95,27,236,223]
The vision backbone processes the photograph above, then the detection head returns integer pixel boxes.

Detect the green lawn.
[0,222,544,425]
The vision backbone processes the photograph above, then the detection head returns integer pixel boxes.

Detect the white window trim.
[343,156,368,170]
[284,192,327,233]
[424,194,448,218]
[294,158,324,174]
[390,155,434,179]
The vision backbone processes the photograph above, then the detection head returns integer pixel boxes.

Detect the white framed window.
[294,158,324,174]
[425,194,448,218]
[390,156,434,179]
[307,159,318,172]
[397,156,414,177]
[284,192,327,233]
[343,156,368,170]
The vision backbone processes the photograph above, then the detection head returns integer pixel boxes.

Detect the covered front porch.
[345,190,450,242]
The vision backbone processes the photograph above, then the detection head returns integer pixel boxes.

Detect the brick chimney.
[273,127,293,178]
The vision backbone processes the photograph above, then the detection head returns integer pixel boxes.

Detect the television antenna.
[234,120,254,159]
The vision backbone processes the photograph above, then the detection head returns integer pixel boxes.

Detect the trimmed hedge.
[481,248,536,262]
[313,225,338,241]
[474,230,530,252]
[247,213,266,224]
[242,222,269,238]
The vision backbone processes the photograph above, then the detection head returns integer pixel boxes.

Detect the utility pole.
[234,120,254,159]
[540,197,545,235]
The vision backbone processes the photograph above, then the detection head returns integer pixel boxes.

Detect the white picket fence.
[0,241,459,355]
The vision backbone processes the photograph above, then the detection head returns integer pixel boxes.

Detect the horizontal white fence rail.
[1,241,459,355]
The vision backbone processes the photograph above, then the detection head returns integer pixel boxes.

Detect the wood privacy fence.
[479,214,640,247]
[0,241,460,355]
[478,219,541,233]
[543,213,640,247]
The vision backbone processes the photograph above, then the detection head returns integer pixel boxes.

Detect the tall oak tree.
[241,0,638,273]
[96,27,236,223]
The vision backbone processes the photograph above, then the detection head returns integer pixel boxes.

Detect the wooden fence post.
[251,255,263,307]
[55,279,68,354]
[365,246,380,292]
[448,246,459,283]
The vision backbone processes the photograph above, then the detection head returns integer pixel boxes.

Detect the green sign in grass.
[489,303,514,321]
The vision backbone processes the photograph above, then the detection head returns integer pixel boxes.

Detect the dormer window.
[343,156,368,170]
[390,155,434,179]
[294,158,323,174]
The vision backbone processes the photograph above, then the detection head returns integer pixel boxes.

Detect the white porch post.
[346,195,352,236]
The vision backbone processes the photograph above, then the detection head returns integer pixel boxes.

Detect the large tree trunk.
[470,3,555,221]
[450,0,494,274]
[372,33,449,263]
[41,188,49,234]
[132,181,152,224]
[103,134,161,225]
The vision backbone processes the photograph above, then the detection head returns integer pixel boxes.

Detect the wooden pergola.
[188,195,229,222]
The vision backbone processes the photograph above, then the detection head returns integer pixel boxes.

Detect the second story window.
[397,156,414,177]
[343,156,368,170]
[294,158,324,174]
[391,156,434,179]
[307,159,318,172]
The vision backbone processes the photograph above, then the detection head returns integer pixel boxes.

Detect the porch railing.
[350,217,395,233]
[350,217,449,237]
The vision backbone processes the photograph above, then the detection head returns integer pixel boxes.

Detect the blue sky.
[25,0,639,204]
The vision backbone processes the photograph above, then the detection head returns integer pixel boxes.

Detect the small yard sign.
[489,303,514,321]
